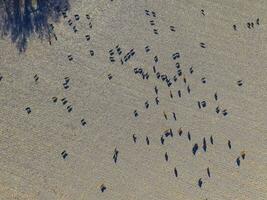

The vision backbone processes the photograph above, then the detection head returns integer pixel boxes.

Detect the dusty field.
[0,0,266,199]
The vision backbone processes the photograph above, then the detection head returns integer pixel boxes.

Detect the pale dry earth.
[0,0,266,199]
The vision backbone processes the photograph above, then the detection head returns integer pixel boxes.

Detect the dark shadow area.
[0,0,70,52]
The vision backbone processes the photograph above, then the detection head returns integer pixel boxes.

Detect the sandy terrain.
[0,0,266,199]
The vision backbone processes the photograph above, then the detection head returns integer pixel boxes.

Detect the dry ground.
[0,0,266,199]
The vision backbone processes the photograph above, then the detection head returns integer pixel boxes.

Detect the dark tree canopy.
[0,0,70,52]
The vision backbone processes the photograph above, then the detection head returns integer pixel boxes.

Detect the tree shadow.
[0,0,70,52]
